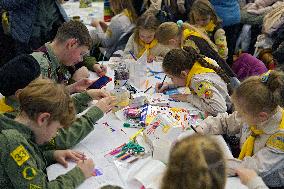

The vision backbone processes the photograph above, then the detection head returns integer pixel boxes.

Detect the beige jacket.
[124,33,170,59]
[187,72,231,116]
[200,107,284,187]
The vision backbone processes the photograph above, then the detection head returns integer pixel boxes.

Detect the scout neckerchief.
[123,9,134,22]
[137,39,158,58]
[185,61,215,87]
[0,97,13,113]
[203,20,216,33]
[238,109,284,160]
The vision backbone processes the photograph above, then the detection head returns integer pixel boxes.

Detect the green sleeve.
[43,150,56,166]
[0,132,85,189]
[72,92,92,114]
[42,106,104,150]
[83,56,98,71]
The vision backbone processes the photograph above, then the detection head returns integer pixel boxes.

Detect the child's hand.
[177,3,186,14]
[72,66,90,81]
[99,21,108,32]
[68,78,95,94]
[86,89,110,100]
[93,64,107,76]
[170,94,189,102]
[95,96,117,113]
[91,19,100,27]
[147,55,156,63]
[236,168,258,185]
[54,150,85,168]
[77,159,95,178]
[155,82,170,93]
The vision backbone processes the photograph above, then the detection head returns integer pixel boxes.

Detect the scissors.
[122,141,145,154]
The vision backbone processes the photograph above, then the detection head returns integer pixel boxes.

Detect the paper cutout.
[93,168,103,176]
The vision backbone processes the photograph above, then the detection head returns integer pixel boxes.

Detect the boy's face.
[167,37,181,49]
[166,72,187,87]
[35,120,63,145]
[62,40,89,66]
[139,29,156,44]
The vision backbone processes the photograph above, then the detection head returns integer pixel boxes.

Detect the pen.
[83,152,85,163]
[144,86,152,93]
[190,125,198,133]
[130,128,145,141]
[159,75,167,90]
[129,51,137,61]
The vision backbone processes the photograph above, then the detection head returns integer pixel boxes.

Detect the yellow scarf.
[123,9,134,22]
[185,61,215,87]
[0,97,14,114]
[137,39,158,58]
[238,110,284,160]
[203,20,216,32]
[183,29,204,41]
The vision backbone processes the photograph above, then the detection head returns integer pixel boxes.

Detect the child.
[161,135,226,189]
[161,135,268,189]
[124,12,170,62]
[90,0,137,59]
[0,54,116,150]
[189,0,228,60]
[156,46,231,116]
[155,21,235,78]
[0,78,94,188]
[198,70,284,188]
[32,21,106,94]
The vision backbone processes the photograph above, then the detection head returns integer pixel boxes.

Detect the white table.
[47,61,248,189]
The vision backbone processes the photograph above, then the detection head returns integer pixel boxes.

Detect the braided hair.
[163,46,230,84]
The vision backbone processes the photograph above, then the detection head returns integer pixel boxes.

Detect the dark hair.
[163,46,230,84]
[161,135,226,189]
[0,54,41,96]
[55,20,92,48]
[232,70,284,115]
[19,78,75,127]
[134,12,160,42]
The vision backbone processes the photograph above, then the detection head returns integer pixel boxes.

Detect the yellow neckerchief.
[185,61,215,87]
[238,110,284,160]
[123,9,134,22]
[0,97,14,114]
[183,28,204,41]
[203,20,216,32]
[137,39,158,58]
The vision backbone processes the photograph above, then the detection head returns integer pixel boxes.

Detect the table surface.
[47,61,248,189]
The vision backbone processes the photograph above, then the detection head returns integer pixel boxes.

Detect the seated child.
[0,54,116,149]
[155,21,235,78]
[161,135,268,189]
[156,46,231,116]
[198,70,284,188]
[161,135,226,189]
[189,0,228,60]
[0,78,94,188]
[124,12,170,62]
[90,0,137,59]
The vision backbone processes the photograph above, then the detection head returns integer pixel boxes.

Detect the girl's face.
[233,99,259,126]
[193,13,211,27]
[168,36,182,49]
[139,29,156,44]
[35,120,63,145]
[166,72,187,87]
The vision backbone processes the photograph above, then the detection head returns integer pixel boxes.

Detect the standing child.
[156,46,231,115]
[90,0,137,59]
[161,135,226,189]
[198,70,284,188]
[189,0,228,60]
[0,78,94,188]
[124,12,170,62]
[155,21,235,78]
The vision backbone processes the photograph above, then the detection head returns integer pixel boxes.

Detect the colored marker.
[118,153,131,160]
[115,151,127,158]
[129,51,137,60]
[144,86,152,93]
[130,128,145,141]
[190,125,198,133]
[108,143,126,155]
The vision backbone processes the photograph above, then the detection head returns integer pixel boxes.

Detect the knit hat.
[0,54,40,96]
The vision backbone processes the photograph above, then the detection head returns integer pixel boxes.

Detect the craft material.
[92,168,103,176]
[144,86,152,93]
[190,125,198,133]
[130,128,145,141]
[129,51,137,61]
[160,75,167,90]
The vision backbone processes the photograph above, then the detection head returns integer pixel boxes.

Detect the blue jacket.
[210,0,240,27]
[0,0,68,43]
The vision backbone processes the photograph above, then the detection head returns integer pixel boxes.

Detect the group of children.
[0,0,283,188]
